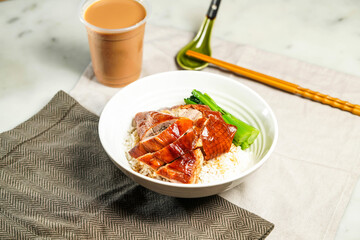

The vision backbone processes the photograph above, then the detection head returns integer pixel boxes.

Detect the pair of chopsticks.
[186,50,360,116]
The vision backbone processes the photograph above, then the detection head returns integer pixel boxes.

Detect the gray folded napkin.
[0,91,274,239]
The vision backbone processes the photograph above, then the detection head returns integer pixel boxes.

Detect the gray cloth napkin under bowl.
[0,91,274,240]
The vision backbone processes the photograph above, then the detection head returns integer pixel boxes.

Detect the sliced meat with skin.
[142,119,176,140]
[136,129,197,170]
[128,143,148,160]
[201,114,237,160]
[171,104,213,118]
[192,117,208,148]
[170,104,225,123]
[156,149,204,184]
[169,105,203,121]
[134,111,177,140]
[190,105,225,122]
[130,104,238,184]
[128,118,193,158]
[170,104,237,160]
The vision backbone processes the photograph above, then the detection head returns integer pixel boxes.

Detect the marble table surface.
[1,0,359,239]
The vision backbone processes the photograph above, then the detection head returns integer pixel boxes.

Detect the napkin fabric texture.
[70,25,360,240]
[0,91,274,240]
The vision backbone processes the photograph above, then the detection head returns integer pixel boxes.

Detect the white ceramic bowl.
[99,71,278,198]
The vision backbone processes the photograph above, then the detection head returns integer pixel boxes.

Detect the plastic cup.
[79,0,151,87]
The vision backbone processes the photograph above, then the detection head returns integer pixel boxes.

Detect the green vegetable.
[184,95,202,105]
[184,89,260,150]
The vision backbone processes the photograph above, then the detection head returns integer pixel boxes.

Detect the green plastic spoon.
[176,0,222,70]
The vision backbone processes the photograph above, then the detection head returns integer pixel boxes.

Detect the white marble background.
[1,0,359,239]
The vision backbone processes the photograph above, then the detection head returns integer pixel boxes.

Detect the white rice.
[124,127,255,184]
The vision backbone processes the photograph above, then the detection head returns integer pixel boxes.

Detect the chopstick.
[186,50,360,116]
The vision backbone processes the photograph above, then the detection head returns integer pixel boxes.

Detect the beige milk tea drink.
[80,0,150,87]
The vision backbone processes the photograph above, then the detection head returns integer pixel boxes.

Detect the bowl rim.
[99,70,278,188]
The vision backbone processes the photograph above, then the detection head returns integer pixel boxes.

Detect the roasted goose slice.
[169,105,237,160]
[129,104,238,184]
[167,105,203,121]
[191,117,208,148]
[129,118,193,158]
[156,149,204,184]
[136,129,197,170]
[170,104,215,119]
[201,114,237,159]
[134,111,177,140]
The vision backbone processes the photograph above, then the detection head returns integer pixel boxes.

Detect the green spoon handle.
[206,0,221,19]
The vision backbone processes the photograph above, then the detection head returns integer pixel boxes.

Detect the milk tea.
[82,0,147,87]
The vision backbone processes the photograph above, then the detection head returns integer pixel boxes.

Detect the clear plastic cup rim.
[79,0,151,33]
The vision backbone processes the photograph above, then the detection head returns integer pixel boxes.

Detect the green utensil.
[176,0,221,70]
